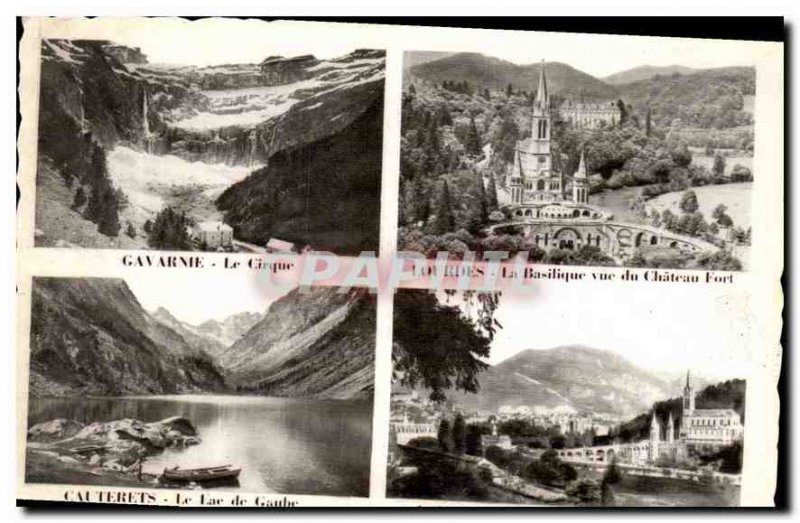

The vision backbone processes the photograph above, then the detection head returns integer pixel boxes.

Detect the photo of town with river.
[398,51,753,270]
[24,276,376,497]
[387,288,746,506]
[34,39,384,255]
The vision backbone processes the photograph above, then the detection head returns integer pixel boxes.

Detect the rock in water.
[156,416,197,436]
[27,418,85,442]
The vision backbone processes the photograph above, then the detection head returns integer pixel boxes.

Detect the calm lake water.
[28,395,373,497]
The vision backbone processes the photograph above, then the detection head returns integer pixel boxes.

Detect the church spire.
[575,149,587,179]
[686,369,691,388]
[534,60,548,111]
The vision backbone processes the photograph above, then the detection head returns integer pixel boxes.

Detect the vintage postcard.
[387,286,752,507]
[25,28,384,255]
[397,50,756,270]
[15,17,782,509]
[21,274,376,499]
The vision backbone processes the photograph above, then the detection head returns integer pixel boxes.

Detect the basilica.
[493,61,716,259]
[506,61,611,224]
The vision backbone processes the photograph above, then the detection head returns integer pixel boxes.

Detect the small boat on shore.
[162,464,241,483]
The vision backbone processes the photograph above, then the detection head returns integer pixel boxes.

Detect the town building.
[559,99,621,129]
[679,370,744,447]
[190,221,233,250]
[481,420,513,451]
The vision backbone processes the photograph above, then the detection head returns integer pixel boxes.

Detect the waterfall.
[142,90,152,154]
[248,130,258,168]
[142,90,150,136]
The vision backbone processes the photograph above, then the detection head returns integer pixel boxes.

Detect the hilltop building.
[559,99,621,129]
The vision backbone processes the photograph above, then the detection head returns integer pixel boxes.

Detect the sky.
[125,272,292,325]
[64,18,760,76]
[439,282,752,380]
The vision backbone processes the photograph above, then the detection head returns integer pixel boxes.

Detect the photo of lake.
[28,396,373,497]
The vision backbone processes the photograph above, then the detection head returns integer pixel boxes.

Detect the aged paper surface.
[16,17,783,507]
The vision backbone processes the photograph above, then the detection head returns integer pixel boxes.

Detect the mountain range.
[29,278,375,400]
[444,345,686,417]
[407,52,755,108]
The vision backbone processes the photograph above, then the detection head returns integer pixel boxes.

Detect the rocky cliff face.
[220,287,376,400]
[447,346,673,416]
[215,95,384,253]
[29,278,227,396]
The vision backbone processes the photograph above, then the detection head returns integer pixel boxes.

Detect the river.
[28,395,373,497]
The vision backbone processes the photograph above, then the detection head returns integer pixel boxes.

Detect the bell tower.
[572,149,589,204]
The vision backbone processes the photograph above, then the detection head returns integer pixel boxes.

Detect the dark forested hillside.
[216,93,384,254]
[615,67,755,129]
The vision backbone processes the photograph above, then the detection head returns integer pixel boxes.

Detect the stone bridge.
[485,219,717,260]
[551,441,654,465]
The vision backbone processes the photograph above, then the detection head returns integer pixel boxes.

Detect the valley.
[35,40,385,253]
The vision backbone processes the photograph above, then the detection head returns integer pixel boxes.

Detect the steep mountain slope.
[29,278,226,397]
[448,346,673,417]
[408,53,618,99]
[151,307,228,359]
[216,95,384,254]
[603,65,696,85]
[195,311,263,346]
[220,287,376,399]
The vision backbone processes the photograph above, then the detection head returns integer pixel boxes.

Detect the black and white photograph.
[387,286,747,506]
[24,275,376,497]
[34,36,385,254]
[398,50,754,270]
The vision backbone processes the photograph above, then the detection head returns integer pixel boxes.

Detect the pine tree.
[408,83,416,96]
[452,413,467,454]
[485,175,499,213]
[71,186,87,209]
[645,107,652,138]
[465,116,482,156]
[437,418,452,453]
[410,175,430,225]
[126,222,136,239]
[713,154,726,177]
[432,180,455,234]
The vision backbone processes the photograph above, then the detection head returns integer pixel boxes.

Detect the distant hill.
[151,306,228,358]
[446,346,675,417]
[408,52,618,99]
[603,65,696,85]
[403,51,455,70]
[195,311,263,347]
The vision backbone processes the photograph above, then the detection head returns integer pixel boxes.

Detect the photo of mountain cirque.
[388,288,747,506]
[34,40,384,254]
[398,51,753,269]
[25,276,376,497]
